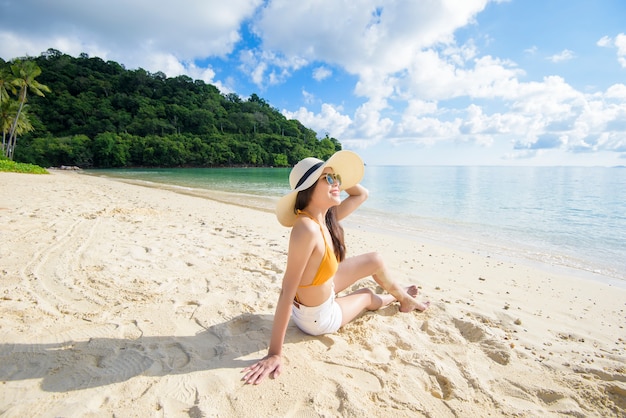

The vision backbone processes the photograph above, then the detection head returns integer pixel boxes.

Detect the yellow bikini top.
[296,210,338,290]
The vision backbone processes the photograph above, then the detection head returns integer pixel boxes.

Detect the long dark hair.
[294,185,346,262]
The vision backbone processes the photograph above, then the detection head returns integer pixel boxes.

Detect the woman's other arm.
[241,222,314,384]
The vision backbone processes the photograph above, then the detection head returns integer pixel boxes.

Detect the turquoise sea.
[90,166,626,284]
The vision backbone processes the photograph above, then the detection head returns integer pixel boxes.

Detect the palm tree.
[0,67,16,156]
[5,60,50,159]
[1,100,33,156]
[0,67,15,103]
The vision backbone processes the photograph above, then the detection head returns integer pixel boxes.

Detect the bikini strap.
[296,210,318,224]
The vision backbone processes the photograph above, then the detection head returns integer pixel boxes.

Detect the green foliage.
[273,153,289,167]
[1,59,51,159]
[0,155,48,173]
[3,49,343,168]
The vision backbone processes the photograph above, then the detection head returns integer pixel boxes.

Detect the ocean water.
[90,166,626,283]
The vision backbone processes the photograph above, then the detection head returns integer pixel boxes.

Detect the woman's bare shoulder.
[291,216,322,243]
[288,217,320,254]
[291,216,318,235]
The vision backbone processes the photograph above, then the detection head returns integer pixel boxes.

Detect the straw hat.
[275,150,364,227]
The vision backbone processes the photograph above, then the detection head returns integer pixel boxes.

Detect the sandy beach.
[1,170,624,417]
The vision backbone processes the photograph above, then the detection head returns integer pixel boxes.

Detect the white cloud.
[548,49,575,63]
[503,149,540,160]
[398,49,524,103]
[462,104,507,135]
[354,69,396,100]
[352,98,394,139]
[605,83,626,99]
[597,35,612,48]
[238,48,308,88]
[250,3,625,163]
[0,0,262,75]
[388,57,626,156]
[302,90,315,104]
[250,4,625,163]
[283,103,353,139]
[395,115,461,143]
[524,45,538,55]
[313,66,332,81]
[404,99,439,116]
[254,0,490,75]
[144,53,187,78]
[616,33,626,68]
[597,33,626,68]
[0,31,109,63]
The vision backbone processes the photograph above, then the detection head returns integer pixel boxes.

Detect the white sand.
[1,170,624,417]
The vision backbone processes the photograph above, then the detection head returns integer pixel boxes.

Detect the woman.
[242,150,429,385]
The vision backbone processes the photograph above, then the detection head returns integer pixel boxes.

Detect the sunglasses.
[320,173,342,186]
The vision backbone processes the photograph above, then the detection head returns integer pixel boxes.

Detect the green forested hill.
[3,49,341,168]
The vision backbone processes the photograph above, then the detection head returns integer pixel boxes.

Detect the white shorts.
[291,290,343,336]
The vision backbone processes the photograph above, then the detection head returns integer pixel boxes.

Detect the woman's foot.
[399,285,429,312]
[399,298,430,312]
[406,285,419,298]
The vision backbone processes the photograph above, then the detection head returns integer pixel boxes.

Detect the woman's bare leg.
[334,252,430,314]
[336,286,419,326]
[335,288,387,326]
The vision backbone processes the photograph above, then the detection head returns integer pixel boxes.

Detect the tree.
[0,66,14,103]
[93,132,129,167]
[4,60,51,159]
[0,66,16,154]
[273,153,289,167]
[1,100,34,153]
[5,51,344,168]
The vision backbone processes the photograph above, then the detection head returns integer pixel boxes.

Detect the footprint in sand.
[453,317,512,365]
[41,343,155,392]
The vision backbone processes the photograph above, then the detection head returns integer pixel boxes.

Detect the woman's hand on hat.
[343,183,368,196]
[241,354,282,385]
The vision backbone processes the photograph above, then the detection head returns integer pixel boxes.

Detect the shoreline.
[91,170,626,286]
[346,213,626,289]
[1,171,624,417]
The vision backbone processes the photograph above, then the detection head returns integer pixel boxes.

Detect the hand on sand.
[242,354,282,385]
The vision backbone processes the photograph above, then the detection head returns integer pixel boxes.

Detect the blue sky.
[1,0,625,166]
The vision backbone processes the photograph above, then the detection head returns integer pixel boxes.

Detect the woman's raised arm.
[336,183,368,221]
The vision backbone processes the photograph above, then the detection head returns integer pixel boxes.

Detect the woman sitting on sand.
[242,150,430,385]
